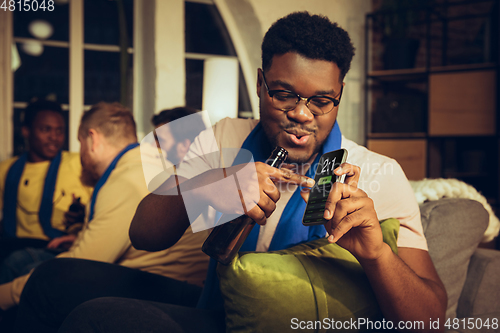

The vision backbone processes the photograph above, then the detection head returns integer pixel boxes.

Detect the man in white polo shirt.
[21,12,447,333]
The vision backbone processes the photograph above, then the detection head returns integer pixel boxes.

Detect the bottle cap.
[268,146,288,167]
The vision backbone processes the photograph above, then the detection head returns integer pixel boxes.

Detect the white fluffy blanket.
[410,178,500,243]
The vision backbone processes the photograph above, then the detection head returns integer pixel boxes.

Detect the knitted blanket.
[410,178,500,243]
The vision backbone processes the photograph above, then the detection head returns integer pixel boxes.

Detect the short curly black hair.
[261,12,355,81]
[23,99,64,129]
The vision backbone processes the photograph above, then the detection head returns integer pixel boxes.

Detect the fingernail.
[307,178,315,187]
[324,209,331,219]
[328,235,334,242]
[335,167,343,174]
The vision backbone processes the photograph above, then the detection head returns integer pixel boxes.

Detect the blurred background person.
[0,99,91,330]
[141,106,207,192]
[0,99,90,272]
[10,103,210,333]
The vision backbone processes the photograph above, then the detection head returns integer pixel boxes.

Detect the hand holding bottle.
[202,147,315,264]
[190,154,314,227]
[64,194,85,229]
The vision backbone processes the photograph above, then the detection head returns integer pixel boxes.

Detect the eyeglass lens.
[272,92,335,115]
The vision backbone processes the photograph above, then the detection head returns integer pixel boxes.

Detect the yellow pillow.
[217,218,399,333]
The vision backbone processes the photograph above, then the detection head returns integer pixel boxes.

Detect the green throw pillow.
[217,218,400,333]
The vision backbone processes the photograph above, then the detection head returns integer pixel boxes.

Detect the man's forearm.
[129,172,216,251]
[129,164,252,251]
[129,191,192,251]
[359,245,447,333]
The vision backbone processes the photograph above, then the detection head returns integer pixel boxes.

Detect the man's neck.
[27,151,53,163]
[94,141,134,178]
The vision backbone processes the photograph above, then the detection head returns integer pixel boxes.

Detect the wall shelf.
[368,62,497,80]
[365,0,499,212]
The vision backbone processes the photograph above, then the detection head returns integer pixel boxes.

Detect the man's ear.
[21,126,30,140]
[339,81,345,102]
[87,129,100,152]
[176,139,192,162]
[256,68,263,98]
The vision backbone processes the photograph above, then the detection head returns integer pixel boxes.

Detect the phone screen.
[302,149,348,226]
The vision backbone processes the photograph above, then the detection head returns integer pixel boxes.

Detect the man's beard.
[80,167,99,187]
[166,146,181,166]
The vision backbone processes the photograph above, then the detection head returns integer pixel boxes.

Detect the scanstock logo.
[139,110,259,233]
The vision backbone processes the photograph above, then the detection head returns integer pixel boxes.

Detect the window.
[11,0,134,155]
[185,0,252,122]
[1,0,254,158]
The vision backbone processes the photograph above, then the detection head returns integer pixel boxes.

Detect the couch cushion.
[217,218,399,333]
[457,248,500,318]
[420,198,488,319]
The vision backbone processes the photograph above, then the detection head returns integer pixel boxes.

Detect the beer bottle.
[202,147,288,265]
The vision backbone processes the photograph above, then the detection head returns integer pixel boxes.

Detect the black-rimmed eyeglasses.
[261,71,343,116]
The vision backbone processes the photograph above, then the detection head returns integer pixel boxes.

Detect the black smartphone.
[302,148,348,226]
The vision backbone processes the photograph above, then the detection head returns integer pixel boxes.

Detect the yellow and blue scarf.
[3,151,63,239]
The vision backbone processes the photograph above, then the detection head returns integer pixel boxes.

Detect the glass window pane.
[185,2,236,56]
[185,59,204,110]
[85,50,133,106]
[14,44,69,104]
[84,0,134,46]
[186,59,253,115]
[13,1,69,41]
[13,107,25,156]
[238,66,252,113]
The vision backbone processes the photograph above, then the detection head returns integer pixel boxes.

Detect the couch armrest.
[421,198,488,319]
[457,248,500,318]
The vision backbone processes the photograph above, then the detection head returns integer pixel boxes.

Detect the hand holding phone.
[302,148,348,226]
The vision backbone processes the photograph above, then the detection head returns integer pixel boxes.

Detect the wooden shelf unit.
[364,0,499,211]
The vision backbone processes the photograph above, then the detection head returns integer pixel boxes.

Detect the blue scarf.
[238,121,342,251]
[88,143,139,222]
[3,151,63,239]
[197,121,342,309]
